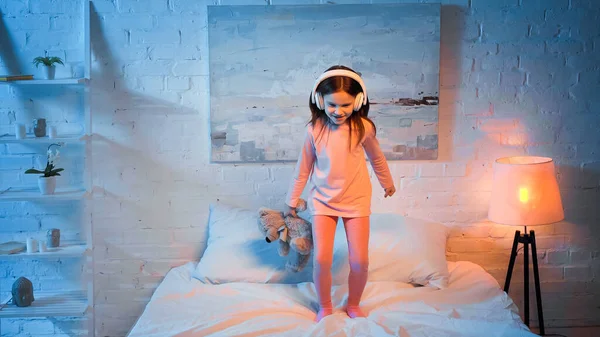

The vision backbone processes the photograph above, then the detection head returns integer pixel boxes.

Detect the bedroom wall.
[0,0,598,336]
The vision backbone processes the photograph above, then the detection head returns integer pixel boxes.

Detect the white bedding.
[127,261,537,337]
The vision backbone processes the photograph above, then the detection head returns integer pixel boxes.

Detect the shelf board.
[0,242,88,260]
[0,187,87,201]
[0,78,88,85]
[0,291,88,318]
[0,134,86,144]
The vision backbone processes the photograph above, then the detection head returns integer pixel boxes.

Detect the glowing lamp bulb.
[519,187,529,203]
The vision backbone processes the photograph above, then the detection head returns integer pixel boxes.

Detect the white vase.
[43,66,56,80]
[38,176,56,195]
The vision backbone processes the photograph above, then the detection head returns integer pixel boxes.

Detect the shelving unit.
[0,1,94,336]
[0,242,88,260]
[0,134,86,144]
[0,187,87,201]
[0,78,88,85]
[0,291,88,318]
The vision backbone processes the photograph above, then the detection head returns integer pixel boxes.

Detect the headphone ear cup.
[315,92,324,110]
[354,92,364,111]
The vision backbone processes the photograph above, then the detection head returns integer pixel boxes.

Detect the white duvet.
[127,261,537,337]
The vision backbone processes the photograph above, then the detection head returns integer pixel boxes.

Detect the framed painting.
[208,4,440,163]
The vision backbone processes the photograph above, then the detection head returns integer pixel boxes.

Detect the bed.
[127,202,538,337]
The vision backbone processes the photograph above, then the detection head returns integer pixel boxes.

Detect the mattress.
[127,261,537,337]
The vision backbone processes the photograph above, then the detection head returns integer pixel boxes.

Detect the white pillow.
[191,202,314,284]
[192,202,450,288]
[330,213,450,289]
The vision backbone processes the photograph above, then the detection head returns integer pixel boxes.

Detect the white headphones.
[311,69,368,112]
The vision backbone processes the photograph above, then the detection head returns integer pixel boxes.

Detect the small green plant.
[25,143,64,177]
[32,51,64,68]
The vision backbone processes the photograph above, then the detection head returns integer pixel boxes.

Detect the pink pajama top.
[286,118,394,217]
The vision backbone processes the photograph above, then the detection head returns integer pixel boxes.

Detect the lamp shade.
[488,156,564,226]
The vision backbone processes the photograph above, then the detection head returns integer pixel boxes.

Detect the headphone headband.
[311,69,368,106]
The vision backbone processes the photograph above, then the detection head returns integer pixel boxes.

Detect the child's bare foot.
[315,306,333,322]
[346,305,366,318]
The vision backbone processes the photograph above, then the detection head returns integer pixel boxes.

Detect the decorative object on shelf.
[25,143,64,195]
[488,156,564,336]
[32,52,64,80]
[0,241,26,255]
[0,74,33,81]
[47,228,61,248]
[33,118,46,137]
[38,240,47,252]
[15,123,26,139]
[26,238,38,253]
[38,176,56,195]
[48,125,57,139]
[11,277,35,307]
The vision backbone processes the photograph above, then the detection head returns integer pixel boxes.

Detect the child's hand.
[284,205,297,217]
[384,186,396,198]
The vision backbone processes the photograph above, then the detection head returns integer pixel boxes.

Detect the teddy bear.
[257,199,313,273]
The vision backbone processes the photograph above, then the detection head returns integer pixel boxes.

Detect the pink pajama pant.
[312,215,369,312]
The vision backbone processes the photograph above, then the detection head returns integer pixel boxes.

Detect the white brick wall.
[1,0,599,336]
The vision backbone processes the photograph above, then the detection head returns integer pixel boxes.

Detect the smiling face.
[323,91,355,125]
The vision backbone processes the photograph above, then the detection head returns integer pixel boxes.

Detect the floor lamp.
[488,156,564,336]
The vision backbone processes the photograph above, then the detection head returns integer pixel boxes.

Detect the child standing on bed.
[285,65,396,322]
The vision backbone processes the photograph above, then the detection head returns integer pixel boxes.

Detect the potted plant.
[25,143,64,195]
[32,52,64,80]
